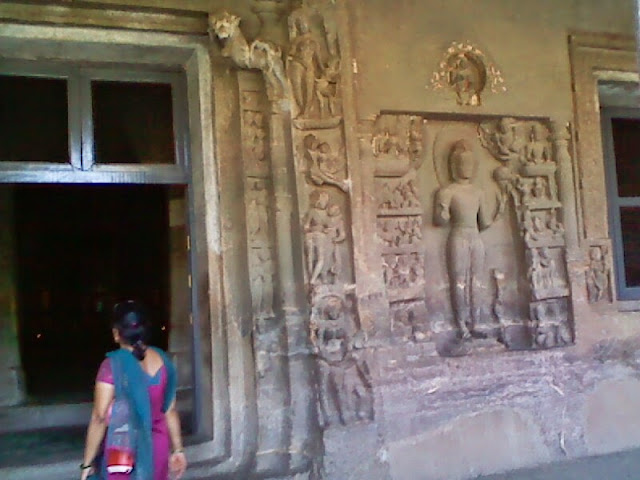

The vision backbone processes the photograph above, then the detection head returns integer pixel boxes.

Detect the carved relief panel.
[368,114,429,342]
[287,4,341,129]
[310,287,373,427]
[240,73,276,320]
[287,1,372,427]
[585,239,614,304]
[360,114,576,356]
[430,41,506,106]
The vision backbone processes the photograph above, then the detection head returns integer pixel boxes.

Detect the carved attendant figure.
[434,140,501,339]
[313,296,373,426]
[287,13,323,118]
[304,191,331,285]
[587,246,609,303]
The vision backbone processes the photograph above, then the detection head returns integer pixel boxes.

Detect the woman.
[80,301,187,480]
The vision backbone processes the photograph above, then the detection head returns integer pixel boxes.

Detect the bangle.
[80,463,92,470]
[172,448,184,454]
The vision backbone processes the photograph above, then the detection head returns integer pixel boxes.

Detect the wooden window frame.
[601,106,640,300]
[569,32,638,308]
[0,60,189,185]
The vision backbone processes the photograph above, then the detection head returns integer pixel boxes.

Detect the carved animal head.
[210,12,241,40]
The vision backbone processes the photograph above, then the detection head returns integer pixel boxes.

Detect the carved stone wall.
[2,2,639,480]
[238,71,292,473]
[288,2,374,429]
[357,114,577,358]
[367,114,429,342]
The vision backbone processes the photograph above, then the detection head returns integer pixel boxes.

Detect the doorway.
[14,184,172,401]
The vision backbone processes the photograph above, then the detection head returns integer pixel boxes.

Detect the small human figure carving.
[315,55,341,118]
[372,129,405,157]
[546,209,565,239]
[528,247,562,296]
[247,181,269,245]
[287,12,323,118]
[522,208,548,246]
[524,124,551,164]
[531,177,548,200]
[395,254,411,288]
[326,204,346,281]
[586,246,609,303]
[312,295,373,427]
[304,191,332,285]
[249,248,274,318]
[409,253,425,283]
[378,219,396,247]
[382,254,397,286]
[243,111,266,163]
[303,191,345,286]
[539,247,559,289]
[377,178,421,210]
[516,177,533,205]
[493,117,523,158]
[303,134,348,191]
[433,140,502,339]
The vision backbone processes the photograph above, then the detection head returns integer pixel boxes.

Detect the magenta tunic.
[97,359,170,480]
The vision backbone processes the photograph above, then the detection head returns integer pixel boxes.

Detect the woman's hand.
[79,465,94,480]
[169,451,187,479]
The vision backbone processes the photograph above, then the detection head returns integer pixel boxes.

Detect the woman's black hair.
[113,300,149,361]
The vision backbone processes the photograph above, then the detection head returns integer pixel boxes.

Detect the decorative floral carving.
[377,217,423,249]
[243,111,267,165]
[376,174,421,213]
[431,41,506,106]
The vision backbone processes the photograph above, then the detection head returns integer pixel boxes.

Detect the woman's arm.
[80,381,114,480]
[166,401,187,479]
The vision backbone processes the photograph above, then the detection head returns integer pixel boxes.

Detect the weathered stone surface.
[387,409,552,480]
[584,379,640,455]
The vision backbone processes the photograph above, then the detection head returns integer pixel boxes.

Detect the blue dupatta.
[99,347,177,479]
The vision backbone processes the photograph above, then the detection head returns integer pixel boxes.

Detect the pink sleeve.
[96,358,114,385]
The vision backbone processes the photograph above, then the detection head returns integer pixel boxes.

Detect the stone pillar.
[552,120,580,253]
[268,100,319,473]
[552,120,587,339]
[0,186,25,406]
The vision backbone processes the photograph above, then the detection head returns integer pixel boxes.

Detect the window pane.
[621,207,640,287]
[0,75,69,163]
[611,117,640,197]
[92,80,176,165]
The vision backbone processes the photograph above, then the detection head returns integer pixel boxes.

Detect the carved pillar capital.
[208,11,289,102]
[251,0,291,46]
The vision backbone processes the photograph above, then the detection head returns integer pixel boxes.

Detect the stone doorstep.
[0,402,92,434]
[0,386,193,434]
